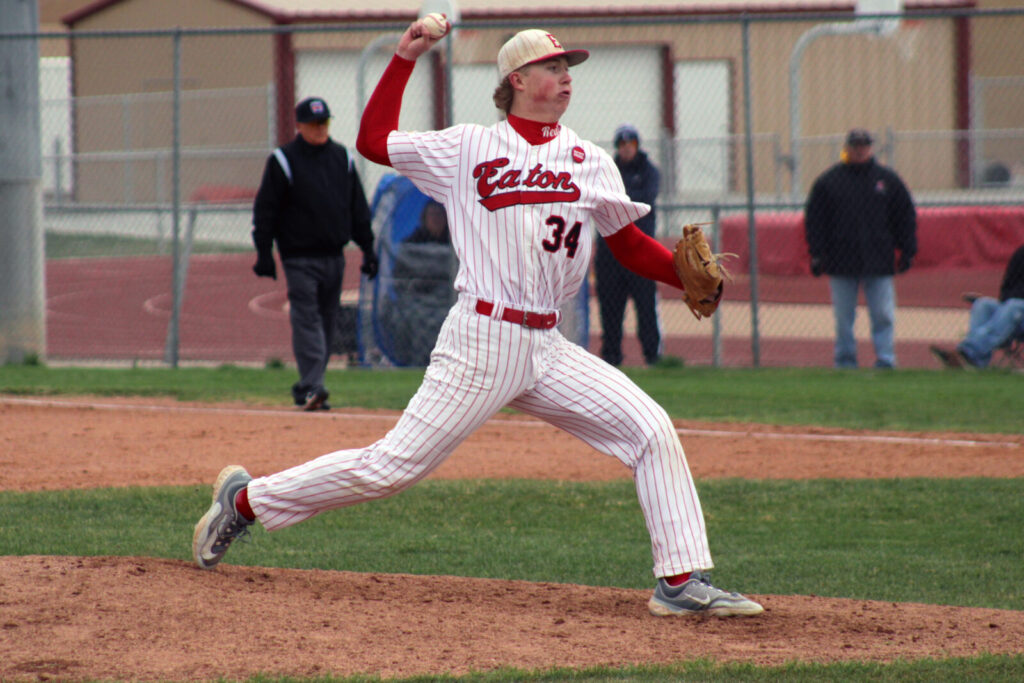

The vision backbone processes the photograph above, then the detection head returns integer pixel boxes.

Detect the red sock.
[234,487,255,521]
[665,572,692,587]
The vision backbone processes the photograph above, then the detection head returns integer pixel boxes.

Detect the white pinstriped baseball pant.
[247,294,713,578]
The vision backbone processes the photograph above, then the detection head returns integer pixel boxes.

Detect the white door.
[40,57,72,197]
[674,60,730,196]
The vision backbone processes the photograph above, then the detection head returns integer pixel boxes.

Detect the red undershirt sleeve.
[603,223,684,290]
[356,54,416,167]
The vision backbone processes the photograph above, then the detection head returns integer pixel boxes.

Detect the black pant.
[595,259,661,366]
[282,254,344,398]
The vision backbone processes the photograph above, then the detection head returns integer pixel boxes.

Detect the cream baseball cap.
[497,29,589,81]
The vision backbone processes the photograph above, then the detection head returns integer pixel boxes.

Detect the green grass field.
[44,231,248,259]
[1,364,1022,681]
[1,363,1020,433]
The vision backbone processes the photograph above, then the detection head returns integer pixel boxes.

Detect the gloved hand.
[253,252,277,280]
[360,252,379,280]
[673,224,732,320]
[896,252,912,274]
[810,257,823,277]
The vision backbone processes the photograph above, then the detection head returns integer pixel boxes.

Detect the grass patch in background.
[3,478,1021,610]
[45,231,247,259]
[1,364,1021,433]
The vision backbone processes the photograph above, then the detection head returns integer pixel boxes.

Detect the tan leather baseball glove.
[673,223,732,320]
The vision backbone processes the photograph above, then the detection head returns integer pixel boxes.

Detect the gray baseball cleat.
[648,571,764,617]
[192,465,254,570]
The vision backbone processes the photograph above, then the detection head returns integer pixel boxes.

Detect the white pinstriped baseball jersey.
[388,121,649,312]
[246,110,714,579]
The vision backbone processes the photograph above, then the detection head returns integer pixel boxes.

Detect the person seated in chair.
[930,243,1024,369]
[381,200,457,366]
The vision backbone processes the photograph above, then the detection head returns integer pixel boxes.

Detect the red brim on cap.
[525,49,590,69]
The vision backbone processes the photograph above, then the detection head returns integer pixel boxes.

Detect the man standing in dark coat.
[252,97,377,409]
[595,124,662,366]
[804,128,917,369]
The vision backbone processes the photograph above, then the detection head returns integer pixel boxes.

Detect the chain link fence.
[9,8,1024,368]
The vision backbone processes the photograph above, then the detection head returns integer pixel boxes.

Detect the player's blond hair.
[492,78,514,116]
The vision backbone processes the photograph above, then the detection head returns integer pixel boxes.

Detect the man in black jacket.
[595,124,662,366]
[252,97,377,410]
[804,128,917,369]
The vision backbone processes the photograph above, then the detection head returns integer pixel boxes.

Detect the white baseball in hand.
[421,12,449,39]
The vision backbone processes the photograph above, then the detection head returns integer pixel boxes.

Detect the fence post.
[741,15,761,367]
[0,0,46,364]
[164,27,183,367]
[711,204,722,367]
[53,137,64,207]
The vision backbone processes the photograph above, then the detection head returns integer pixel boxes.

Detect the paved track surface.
[45,253,1003,367]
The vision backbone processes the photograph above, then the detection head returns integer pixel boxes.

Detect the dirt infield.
[1,397,1023,681]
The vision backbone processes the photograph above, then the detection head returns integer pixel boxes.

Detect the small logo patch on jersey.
[572,146,585,163]
[875,179,886,194]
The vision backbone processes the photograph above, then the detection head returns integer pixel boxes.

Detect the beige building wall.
[61,1,1011,202]
[441,18,961,196]
[969,0,1024,182]
[68,0,274,202]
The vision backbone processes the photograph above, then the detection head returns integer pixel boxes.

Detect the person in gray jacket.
[804,128,917,369]
[252,97,376,409]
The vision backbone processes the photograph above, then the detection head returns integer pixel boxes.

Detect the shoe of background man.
[956,348,982,369]
[192,465,253,570]
[319,401,331,411]
[930,345,962,369]
[302,388,329,412]
[648,571,764,617]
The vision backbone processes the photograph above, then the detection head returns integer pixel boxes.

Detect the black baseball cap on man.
[846,128,873,146]
[614,124,640,146]
[296,97,331,123]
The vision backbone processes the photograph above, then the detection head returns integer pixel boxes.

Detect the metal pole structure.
[741,17,761,367]
[164,28,183,367]
[0,0,46,364]
[788,17,895,200]
[710,204,722,367]
[355,32,401,179]
[444,29,454,127]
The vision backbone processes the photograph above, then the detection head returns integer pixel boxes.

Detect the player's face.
[423,203,447,237]
[297,120,330,146]
[617,140,639,163]
[513,57,572,122]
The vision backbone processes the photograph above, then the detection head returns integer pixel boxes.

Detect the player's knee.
[639,409,680,454]
[358,448,434,493]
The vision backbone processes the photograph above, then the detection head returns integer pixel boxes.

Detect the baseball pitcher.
[193,17,760,618]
